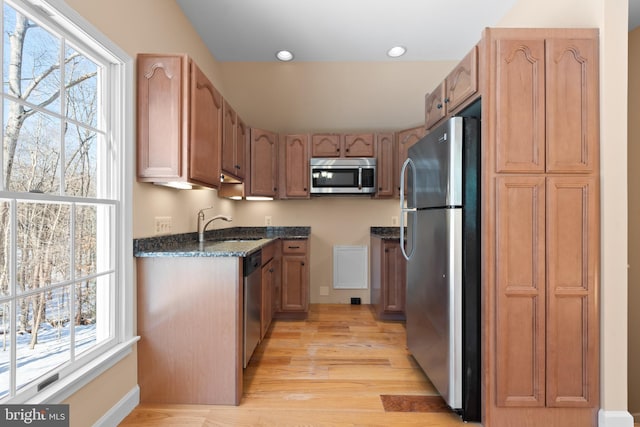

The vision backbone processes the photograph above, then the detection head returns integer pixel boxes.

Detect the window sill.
[29,336,140,405]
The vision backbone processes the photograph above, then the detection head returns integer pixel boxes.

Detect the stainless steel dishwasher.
[243,250,262,368]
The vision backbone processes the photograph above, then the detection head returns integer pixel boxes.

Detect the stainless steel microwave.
[309,157,376,195]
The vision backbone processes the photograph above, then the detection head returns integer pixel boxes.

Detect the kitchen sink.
[222,237,263,243]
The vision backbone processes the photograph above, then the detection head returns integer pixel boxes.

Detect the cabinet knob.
[274,187,277,191]
[301,262,305,266]
[235,165,241,170]
[346,148,350,152]
[269,268,274,273]
[436,103,443,109]
[444,97,450,104]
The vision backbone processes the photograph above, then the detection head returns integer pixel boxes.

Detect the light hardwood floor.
[120,304,479,426]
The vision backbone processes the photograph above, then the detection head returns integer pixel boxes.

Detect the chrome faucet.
[197,207,232,243]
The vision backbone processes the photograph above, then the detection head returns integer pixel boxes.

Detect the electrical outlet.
[265,216,272,226]
[391,216,399,226]
[154,216,172,235]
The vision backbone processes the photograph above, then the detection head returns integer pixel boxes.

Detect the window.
[0,0,133,403]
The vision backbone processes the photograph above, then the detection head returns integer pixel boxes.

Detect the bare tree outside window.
[0,2,112,399]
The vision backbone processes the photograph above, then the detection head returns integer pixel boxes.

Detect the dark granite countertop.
[370,226,404,240]
[134,226,310,257]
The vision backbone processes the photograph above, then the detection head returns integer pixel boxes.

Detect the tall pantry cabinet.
[481,28,599,426]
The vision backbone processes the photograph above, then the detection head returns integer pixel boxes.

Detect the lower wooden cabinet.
[261,240,280,338]
[370,235,406,320]
[275,239,309,318]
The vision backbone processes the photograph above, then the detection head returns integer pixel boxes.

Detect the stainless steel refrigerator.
[400,116,480,421]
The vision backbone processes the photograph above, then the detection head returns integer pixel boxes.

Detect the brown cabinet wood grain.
[280,134,310,199]
[221,99,246,181]
[370,236,406,320]
[311,133,341,157]
[374,133,395,198]
[136,256,243,405]
[343,133,375,157]
[249,128,278,197]
[483,28,599,427]
[137,54,222,188]
[396,126,426,197]
[277,239,309,316]
[425,46,478,130]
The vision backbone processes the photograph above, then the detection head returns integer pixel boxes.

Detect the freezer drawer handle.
[400,157,416,261]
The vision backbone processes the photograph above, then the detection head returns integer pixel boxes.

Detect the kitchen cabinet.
[395,125,426,197]
[221,99,247,181]
[425,46,478,130]
[374,133,395,198]
[311,133,375,157]
[276,239,309,318]
[136,256,243,405]
[482,28,599,426]
[370,235,406,320]
[249,128,278,197]
[280,134,310,199]
[137,54,222,188]
[261,240,280,339]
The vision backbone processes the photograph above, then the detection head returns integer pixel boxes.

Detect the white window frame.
[0,0,136,404]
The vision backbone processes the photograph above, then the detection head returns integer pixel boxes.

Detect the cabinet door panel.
[250,129,278,196]
[396,126,426,196]
[546,39,598,173]
[374,133,395,198]
[344,133,374,157]
[311,134,341,157]
[546,176,599,407]
[137,55,185,179]
[445,45,478,112]
[495,176,546,407]
[382,241,405,312]
[283,135,309,198]
[189,62,222,188]
[425,82,446,130]
[236,117,247,179]
[281,256,308,312]
[495,39,545,173]
[222,100,238,177]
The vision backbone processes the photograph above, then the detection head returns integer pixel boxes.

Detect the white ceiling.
[177,0,640,62]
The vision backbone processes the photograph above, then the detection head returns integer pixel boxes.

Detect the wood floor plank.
[120,304,479,427]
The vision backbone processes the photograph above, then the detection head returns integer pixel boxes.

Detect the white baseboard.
[598,410,634,427]
[94,385,139,427]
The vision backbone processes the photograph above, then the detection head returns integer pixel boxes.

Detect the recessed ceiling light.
[387,46,407,58]
[276,50,294,61]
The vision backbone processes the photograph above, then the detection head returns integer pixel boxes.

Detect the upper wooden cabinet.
[492,34,598,173]
[343,133,375,157]
[311,134,340,157]
[311,133,375,157]
[374,133,395,198]
[425,46,478,130]
[137,54,222,188]
[280,134,310,199]
[222,99,247,181]
[249,128,278,197]
[395,126,426,197]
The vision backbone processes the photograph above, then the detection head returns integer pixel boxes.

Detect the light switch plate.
[154,216,172,235]
[265,216,272,226]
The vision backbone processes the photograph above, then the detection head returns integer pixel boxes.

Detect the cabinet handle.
[301,262,305,266]
[303,187,307,191]
[269,268,274,273]
[436,103,443,109]
[346,148,350,152]
[444,97,450,104]
[288,246,300,249]
[379,187,382,190]
[273,187,277,191]
[235,164,241,169]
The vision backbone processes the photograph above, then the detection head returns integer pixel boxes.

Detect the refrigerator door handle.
[400,157,417,261]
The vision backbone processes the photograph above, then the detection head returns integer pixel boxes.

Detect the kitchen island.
[133,226,310,405]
